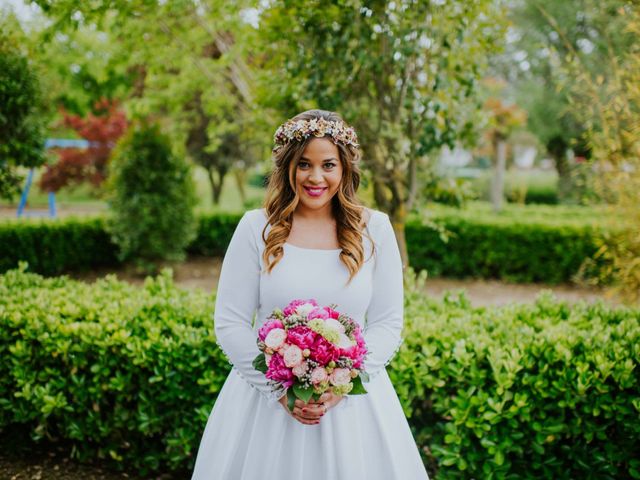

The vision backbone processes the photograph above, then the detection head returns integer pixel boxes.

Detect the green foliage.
[0,265,221,475]
[105,123,197,272]
[1,266,638,478]
[0,26,46,200]
[395,269,640,478]
[421,176,478,208]
[409,205,613,283]
[0,206,614,284]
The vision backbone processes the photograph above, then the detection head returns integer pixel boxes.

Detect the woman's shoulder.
[363,207,389,229]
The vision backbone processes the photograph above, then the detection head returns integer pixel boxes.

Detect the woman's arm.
[214,211,284,401]
[363,212,404,380]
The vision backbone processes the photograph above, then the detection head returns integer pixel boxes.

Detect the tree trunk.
[554,152,571,202]
[233,168,247,205]
[491,139,507,213]
[207,166,226,205]
[388,205,409,270]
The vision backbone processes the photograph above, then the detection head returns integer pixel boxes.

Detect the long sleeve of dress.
[213,211,283,402]
[362,213,405,381]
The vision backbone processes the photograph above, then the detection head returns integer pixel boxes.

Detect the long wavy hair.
[261,109,374,284]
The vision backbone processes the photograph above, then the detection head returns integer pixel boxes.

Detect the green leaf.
[293,383,314,403]
[350,375,368,395]
[252,354,267,373]
[287,388,296,412]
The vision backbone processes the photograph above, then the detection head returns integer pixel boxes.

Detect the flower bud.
[328,361,336,368]
[350,369,358,378]
[303,349,311,357]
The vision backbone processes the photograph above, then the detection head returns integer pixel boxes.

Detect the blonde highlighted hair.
[261,109,374,284]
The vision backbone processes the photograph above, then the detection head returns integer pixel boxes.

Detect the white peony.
[282,344,304,368]
[264,328,287,350]
[295,303,316,317]
[292,360,308,378]
[330,367,352,386]
[336,332,355,349]
[310,366,329,385]
[324,318,345,334]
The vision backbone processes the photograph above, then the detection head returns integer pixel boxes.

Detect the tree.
[503,0,633,202]
[0,18,46,201]
[30,0,267,206]
[39,99,128,192]
[259,0,507,264]
[106,123,197,273]
[483,97,527,212]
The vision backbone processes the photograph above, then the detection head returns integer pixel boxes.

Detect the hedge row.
[1,210,608,283]
[1,266,638,478]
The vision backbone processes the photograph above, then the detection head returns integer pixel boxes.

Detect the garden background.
[1,0,639,479]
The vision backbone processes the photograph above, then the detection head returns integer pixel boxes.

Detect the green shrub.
[0,266,638,478]
[395,270,640,479]
[0,264,223,475]
[105,123,197,272]
[0,204,614,283]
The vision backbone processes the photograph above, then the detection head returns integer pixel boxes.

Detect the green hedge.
[0,209,609,283]
[0,266,638,478]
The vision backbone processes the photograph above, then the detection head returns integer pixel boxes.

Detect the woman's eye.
[324,163,336,169]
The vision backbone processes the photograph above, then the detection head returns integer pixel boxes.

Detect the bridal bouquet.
[252,299,369,411]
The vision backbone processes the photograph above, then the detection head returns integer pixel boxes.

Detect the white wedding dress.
[191,208,429,480]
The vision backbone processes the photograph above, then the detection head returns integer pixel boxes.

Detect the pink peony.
[286,325,317,350]
[310,336,340,364]
[310,366,329,385]
[330,367,352,386]
[308,307,329,320]
[324,306,340,319]
[283,299,318,317]
[266,353,294,388]
[258,319,284,342]
[282,344,304,368]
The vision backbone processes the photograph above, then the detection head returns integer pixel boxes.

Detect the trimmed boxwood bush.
[1,266,638,478]
[0,208,612,283]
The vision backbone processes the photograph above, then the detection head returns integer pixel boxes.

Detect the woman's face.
[294,137,343,215]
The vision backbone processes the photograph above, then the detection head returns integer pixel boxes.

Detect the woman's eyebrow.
[300,156,338,162]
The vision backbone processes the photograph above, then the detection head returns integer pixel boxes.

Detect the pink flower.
[286,325,317,350]
[258,319,284,342]
[310,336,340,364]
[266,353,294,388]
[308,307,329,320]
[282,344,304,368]
[324,306,340,319]
[330,368,352,386]
[310,366,329,385]
[283,299,318,317]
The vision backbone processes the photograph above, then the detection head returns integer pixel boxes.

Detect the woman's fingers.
[293,405,324,419]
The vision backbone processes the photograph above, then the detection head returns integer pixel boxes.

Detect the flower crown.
[273,117,359,152]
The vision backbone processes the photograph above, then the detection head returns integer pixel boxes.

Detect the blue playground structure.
[16,139,90,219]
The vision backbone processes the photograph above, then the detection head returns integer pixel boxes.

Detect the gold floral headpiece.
[273,117,359,152]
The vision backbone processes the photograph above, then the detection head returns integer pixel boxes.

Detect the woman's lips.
[303,186,328,197]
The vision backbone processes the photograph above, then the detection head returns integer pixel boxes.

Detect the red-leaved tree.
[40,99,128,192]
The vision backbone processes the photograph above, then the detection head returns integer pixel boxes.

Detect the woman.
[191,110,429,479]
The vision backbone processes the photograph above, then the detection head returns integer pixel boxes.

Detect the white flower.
[282,344,304,368]
[310,367,329,385]
[295,303,316,317]
[330,368,352,386]
[325,318,345,334]
[264,328,287,350]
[292,360,308,378]
[336,332,355,349]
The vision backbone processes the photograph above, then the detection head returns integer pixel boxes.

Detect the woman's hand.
[278,391,344,425]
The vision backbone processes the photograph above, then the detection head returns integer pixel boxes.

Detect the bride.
[191,109,429,479]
